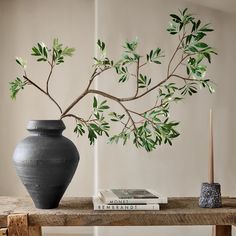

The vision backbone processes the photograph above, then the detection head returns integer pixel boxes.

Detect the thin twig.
[121,117,131,133]
[60,66,111,117]
[61,113,85,123]
[128,109,157,126]
[91,66,110,81]
[46,65,54,94]
[172,74,205,82]
[46,49,55,94]
[139,62,147,68]
[140,99,164,115]
[60,34,188,118]
[60,31,197,133]
[86,89,137,130]
[167,32,186,77]
[171,54,189,75]
[47,94,62,113]
[119,74,171,102]
[23,75,47,95]
[23,75,63,113]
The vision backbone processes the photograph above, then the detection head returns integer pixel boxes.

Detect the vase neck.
[27,120,65,136]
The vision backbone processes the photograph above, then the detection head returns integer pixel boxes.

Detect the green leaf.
[100,105,109,110]
[152,60,161,64]
[97,100,109,111]
[123,38,138,52]
[37,58,47,62]
[195,42,208,48]
[37,43,43,53]
[195,32,206,41]
[74,122,86,136]
[148,48,164,64]
[9,77,26,99]
[119,74,128,83]
[182,8,188,15]
[52,38,75,65]
[15,57,27,69]
[188,46,198,52]
[196,20,201,29]
[43,47,48,58]
[97,39,106,51]
[62,47,75,57]
[138,74,152,89]
[53,38,63,51]
[30,42,49,62]
[31,47,41,56]
[93,96,97,108]
[203,52,211,63]
[170,14,181,22]
[199,24,214,32]
[88,126,97,145]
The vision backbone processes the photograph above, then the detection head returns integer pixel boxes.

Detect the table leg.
[8,214,28,236]
[7,214,42,236]
[212,225,232,236]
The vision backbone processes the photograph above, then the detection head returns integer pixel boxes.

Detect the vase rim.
[27,120,65,131]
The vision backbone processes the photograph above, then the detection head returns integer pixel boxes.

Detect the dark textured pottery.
[199,182,222,208]
[12,120,80,209]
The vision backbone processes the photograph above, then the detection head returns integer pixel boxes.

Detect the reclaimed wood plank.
[0,228,7,236]
[212,225,232,236]
[0,197,236,227]
[7,214,28,236]
[29,226,41,236]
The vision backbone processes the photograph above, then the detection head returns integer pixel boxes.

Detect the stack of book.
[93,189,168,211]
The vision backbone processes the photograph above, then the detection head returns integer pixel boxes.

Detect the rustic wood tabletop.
[1,196,236,227]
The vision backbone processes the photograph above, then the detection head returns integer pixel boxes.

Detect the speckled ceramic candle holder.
[199,182,222,208]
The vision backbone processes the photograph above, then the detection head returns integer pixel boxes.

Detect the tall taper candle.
[208,109,214,184]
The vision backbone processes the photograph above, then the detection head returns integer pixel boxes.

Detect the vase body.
[12,120,80,209]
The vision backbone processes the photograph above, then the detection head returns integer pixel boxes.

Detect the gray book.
[99,189,168,204]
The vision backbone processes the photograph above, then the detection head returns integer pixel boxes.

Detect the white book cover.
[93,197,160,211]
[99,189,168,204]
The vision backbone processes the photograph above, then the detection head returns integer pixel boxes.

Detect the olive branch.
[10,9,217,152]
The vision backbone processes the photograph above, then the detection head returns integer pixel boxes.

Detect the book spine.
[106,199,167,204]
[98,192,168,204]
[99,195,167,205]
[94,203,160,211]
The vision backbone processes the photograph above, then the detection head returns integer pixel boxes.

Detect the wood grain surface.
[0,228,7,236]
[1,197,236,227]
[8,214,28,236]
[212,225,232,236]
[28,226,42,236]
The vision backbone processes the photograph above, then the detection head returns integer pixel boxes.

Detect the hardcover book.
[93,197,160,211]
[99,189,168,204]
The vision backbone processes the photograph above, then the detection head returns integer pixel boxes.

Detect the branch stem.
[86,89,137,130]
[61,113,85,123]
[23,75,62,113]
[60,34,190,119]
[167,32,186,77]
[46,49,55,94]
[120,74,171,102]
[61,66,111,117]
[128,109,157,126]
[23,75,47,95]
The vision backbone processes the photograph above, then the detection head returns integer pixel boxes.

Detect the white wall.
[0,0,95,235]
[95,0,236,236]
[1,1,236,236]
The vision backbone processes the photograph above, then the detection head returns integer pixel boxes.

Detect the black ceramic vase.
[12,120,80,209]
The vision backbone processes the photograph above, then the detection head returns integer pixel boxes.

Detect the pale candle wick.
[208,109,214,184]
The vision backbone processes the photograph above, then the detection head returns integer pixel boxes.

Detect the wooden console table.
[0,196,236,236]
